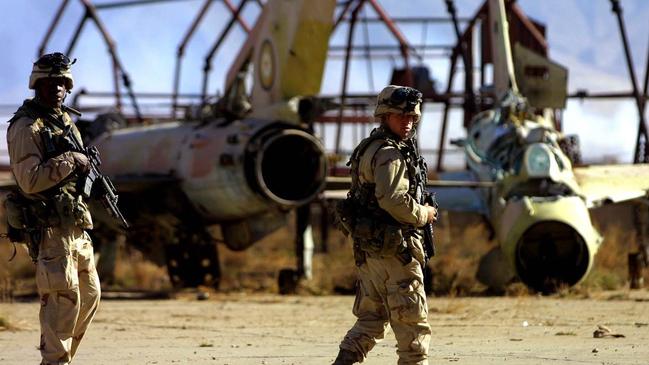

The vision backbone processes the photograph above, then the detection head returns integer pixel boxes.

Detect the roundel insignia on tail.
[258,39,275,90]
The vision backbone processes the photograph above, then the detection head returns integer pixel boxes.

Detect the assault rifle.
[61,124,129,229]
[422,192,437,262]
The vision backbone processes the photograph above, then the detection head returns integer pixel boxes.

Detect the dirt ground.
[1,290,648,365]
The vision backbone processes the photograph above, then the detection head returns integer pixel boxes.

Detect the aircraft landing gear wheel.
[165,230,221,289]
[278,268,299,294]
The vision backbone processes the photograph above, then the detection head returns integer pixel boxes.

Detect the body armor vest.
[337,127,427,265]
[6,100,92,235]
[347,127,428,217]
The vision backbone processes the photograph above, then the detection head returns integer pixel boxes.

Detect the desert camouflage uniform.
[7,99,100,365]
[336,86,432,365]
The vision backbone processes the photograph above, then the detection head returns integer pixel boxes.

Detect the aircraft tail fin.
[225,0,336,119]
[488,0,519,100]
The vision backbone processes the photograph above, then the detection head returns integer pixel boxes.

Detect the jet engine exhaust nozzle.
[515,221,591,293]
[249,128,327,207]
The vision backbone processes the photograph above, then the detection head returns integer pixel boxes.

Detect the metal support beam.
[295,204,314,280]
[79,0,143,120]
[445,0,476,128]
[610,0,649,163]
[172,0,213,118]
[201,0,250,102]
[334,0,355,29]
[334,0,364,156]
[39,0,71,57]
[95,0,197,9]
[366,0,415,83]
[436,52,458,172]
[65,11,89,56]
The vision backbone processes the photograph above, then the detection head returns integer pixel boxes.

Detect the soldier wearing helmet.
[6,53,100,365]
[333,85,437,365]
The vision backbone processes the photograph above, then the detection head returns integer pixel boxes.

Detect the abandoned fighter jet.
[431,0,649,293]
[77,0,337,288]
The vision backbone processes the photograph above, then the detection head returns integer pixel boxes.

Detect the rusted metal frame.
[201,0,250,103]
[77,90,207,98]
[223,0,251,33]
[112,60,123,112]
[568,90,649,99]
[436,51,458,172]
[445,0,476,128]
[508,2,547,51]
[39,0,71,57]
[453,2,487,114]
[366,0,415,85]
[172,0,214,118]
[334,0,364,156]
[610,0,649,163]
[644,33,649,106]
[65,11,89,56]
[333,0,355,30]
[78,0,143,120]
[361,7,375,91]
[95,0,196,9]
[360,16,470,24]
[329,44,453,51]
[328,52,450,59]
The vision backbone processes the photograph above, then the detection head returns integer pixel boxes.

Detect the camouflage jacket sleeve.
[7,116,77,194]
[360,142,428,227]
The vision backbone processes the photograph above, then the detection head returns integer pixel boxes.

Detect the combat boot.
[332,348,361,365]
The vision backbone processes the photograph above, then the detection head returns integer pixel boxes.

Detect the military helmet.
[29,52,75,90]
[374,85,423,121]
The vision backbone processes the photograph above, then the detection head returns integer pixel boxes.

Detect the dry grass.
[112,246,171,291]
[0,314,18,331]
[0,201,647,298]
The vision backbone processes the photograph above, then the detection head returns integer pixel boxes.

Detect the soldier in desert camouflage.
[6,52,100,365]
[333,85,437,365]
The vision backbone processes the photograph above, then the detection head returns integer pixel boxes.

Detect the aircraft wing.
[574,163,649,208]
[324,170,491,215]
[429,170,490,215]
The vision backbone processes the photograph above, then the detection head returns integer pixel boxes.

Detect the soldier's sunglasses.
[382,87,422,112]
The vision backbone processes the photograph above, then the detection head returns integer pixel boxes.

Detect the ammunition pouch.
[3,192,50,261]
[52,190,93,230]
[353,216,406,258]
[4,192,55,230]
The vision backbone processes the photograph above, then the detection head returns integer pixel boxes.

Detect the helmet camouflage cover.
[374,85,423,122]
[29,52,75,90]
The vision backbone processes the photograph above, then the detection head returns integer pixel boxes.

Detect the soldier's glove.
[71,151,90,173]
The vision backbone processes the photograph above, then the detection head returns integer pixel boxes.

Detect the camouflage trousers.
[339,255,431,364]
[36,226,101,365]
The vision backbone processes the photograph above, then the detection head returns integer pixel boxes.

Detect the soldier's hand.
[71,152,90,173]
[425,205,438,223]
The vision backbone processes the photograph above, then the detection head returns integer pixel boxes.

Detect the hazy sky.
[1,0,648,166]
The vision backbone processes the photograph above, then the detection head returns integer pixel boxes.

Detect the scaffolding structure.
[36,0,649,171]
